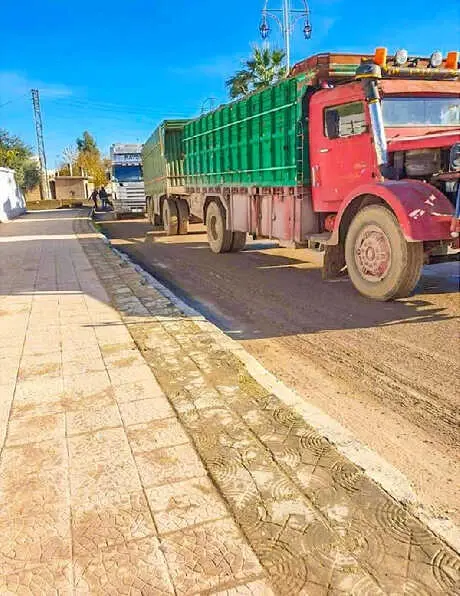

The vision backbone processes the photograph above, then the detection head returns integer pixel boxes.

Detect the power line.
[0,93,28,109]
[54,98,191,119]
[57,95,202,111]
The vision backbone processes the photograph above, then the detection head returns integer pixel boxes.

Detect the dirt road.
[99,216,460,527]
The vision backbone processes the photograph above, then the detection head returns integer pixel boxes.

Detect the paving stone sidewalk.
[0,209,458,595]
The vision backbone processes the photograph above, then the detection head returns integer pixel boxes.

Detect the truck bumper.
[115,207,145,214]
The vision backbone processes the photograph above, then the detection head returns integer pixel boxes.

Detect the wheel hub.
[354,225,392,282]
[209,215,218,241]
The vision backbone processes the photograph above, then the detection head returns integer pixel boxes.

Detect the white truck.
[109,143,146,217]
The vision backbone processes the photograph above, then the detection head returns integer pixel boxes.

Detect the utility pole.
[259,0,312,74]
[31,89,51,200]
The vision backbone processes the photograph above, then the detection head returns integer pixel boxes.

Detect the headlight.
[429,50,443,67]
[395,48,408,65]
[450,143,460,171]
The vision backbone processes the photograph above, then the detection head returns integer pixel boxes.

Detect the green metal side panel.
[164,126,187,188]
[183,75,309,188]
[142,120,188,197]
[142,127,164,198]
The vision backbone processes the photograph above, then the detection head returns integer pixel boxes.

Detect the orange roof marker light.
[446,51,459,70]
[374,47,388,67]
[365,47,460,79]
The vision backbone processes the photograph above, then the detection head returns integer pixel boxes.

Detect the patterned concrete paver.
[74,213,460,595]
[146,476,230,534]
[0,209,459,594]
[0,210,267,594]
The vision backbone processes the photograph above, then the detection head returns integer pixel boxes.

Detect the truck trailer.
[110,143,146,217]
[143,48,460,300]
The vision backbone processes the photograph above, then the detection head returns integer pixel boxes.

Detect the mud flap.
[323,243,346,280]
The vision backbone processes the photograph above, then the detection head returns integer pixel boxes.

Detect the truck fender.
[329,180,455,245]
[203,194,227,223]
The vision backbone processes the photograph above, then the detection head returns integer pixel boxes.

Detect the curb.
[84,213,460,554]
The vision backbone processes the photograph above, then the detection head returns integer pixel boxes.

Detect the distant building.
[49,175,90,206]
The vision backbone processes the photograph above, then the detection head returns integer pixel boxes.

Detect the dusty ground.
[99,217,460,528]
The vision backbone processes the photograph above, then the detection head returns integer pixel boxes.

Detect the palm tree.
[226,47,287,99]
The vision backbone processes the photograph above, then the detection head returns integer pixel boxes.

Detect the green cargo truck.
[142,49,460,300]
[143,120,188,230]
[143,74,311,249]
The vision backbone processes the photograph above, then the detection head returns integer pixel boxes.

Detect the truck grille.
[113,184,146,212]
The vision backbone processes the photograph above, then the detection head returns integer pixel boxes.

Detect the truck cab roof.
[291,49,459,84]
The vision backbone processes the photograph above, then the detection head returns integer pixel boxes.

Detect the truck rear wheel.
[345,205,424,301]
[145,197,152,220]
[230,231,247,252]
[147,198,160,226]
[176,198,189,235]
[162,198,178,235]
[206,201,232,253]
[152,213,162,227]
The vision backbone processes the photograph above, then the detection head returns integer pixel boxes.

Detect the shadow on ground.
[97,216,459,341]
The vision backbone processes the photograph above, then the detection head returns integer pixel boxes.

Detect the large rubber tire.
[147,197,163,227]
[176,198,189,235]
[206,201,232,253]
[345,205,424,301]
[162,198,179,235]
[230,231,247,252]
[146,198,156,225]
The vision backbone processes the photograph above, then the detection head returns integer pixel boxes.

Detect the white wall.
[0,167,26,222]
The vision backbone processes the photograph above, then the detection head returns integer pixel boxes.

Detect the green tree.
[22,161,41,190]
[76,131,99,154]
[75,131,107,186]
[226,47,286,99]
[0,129,41,191]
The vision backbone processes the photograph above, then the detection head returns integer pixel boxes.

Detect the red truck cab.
[305,50,459,299]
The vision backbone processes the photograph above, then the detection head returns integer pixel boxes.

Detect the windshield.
[383,97,460,127]
[113,165,143,182]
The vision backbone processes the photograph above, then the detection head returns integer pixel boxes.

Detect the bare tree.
[62,145,78,176]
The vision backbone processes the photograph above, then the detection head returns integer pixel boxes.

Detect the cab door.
[309,86,377,213]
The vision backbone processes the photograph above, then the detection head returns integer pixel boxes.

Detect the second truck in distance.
[142,48,460,300]
[110,143,146,218]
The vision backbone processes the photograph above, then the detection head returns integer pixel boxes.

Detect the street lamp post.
[260,0,312,74]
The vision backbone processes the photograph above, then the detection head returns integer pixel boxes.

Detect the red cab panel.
[308,83,380,214]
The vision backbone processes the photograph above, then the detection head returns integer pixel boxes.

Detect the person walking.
[89,188,99,211]
[99,186,108,210]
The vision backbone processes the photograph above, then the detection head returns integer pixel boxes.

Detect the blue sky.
[1,0,459,166]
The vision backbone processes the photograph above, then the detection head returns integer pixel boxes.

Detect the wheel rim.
[354,224,392,282]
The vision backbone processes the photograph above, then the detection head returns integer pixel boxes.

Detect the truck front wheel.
[162,198,179,235]
[206,201,232,253]
[345,205,424,301]
[230,231,247,252]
